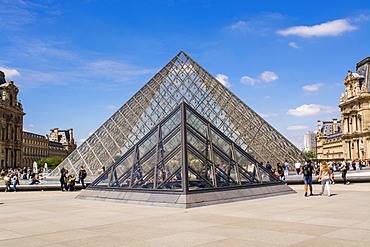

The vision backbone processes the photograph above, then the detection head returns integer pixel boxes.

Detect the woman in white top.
[294,161,301,175]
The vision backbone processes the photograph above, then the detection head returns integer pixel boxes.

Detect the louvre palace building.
[0,71,76,169]
[316,57,370,162]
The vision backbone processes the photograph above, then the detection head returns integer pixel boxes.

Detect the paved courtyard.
[1,182,369,246]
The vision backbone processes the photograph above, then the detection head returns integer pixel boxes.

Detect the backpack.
[302,164,312,176]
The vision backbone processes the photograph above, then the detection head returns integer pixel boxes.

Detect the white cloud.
[106,105,116,109]
[302,83,323,91]
[286,104,339,117]
[216,74,231,88]
[286,125,309,130]
[264,96,271,99]
[289,42,299,48]
[229,21,248,30]
[240,76,259,85]
[27,124,35,128]
[76,139,86,145]
[277,19,357,37]
[226,13,285,36]
[260,71,278,82]
[258,112,277,118]
[0,67,20,78]
[0,0,37,30]
[352,14,370,22]
[241,71,278,86]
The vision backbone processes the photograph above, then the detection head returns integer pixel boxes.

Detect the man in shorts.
[301,160,314,197]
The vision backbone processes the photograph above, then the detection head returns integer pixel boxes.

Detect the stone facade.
[339,57,370,161]
[0,71,25,168]
[47,128,77,156]
[316,119,343,160]
[22,131,49,167]
[317,57,370,162]
[0,71,77,169]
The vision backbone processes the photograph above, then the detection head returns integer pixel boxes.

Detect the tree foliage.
[37,156,63,170]
[304,151,317,159]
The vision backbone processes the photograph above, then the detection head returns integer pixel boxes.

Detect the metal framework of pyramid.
[51,51,306,177]
[77,102,295,208]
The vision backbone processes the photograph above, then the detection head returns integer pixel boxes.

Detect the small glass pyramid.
[90,102,279,192]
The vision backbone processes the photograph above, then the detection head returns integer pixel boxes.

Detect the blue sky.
[1,0,369,149]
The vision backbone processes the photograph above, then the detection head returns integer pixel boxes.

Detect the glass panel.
[93,169,110,187]
[186,109,207,137]
[213,153,238,187]
[188,151,213,190]
[78,142,90,158]
[228,162,239,184]
[138,129,157,159]
[161,108,181,138]
[238,164,258,185]
[187,131,206,155]
[211,129,231,156]
[234,149,260,183]
[157,152,182,190]
[234,149,249,166]
[260,168,278,183]
[162,132,181,156]
[105,151,135,187]
[132,154,156,189]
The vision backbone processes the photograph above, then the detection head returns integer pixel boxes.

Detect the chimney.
[317,120,321,133]
[333,118,338,133]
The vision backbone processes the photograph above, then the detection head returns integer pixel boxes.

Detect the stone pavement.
[0,183,369,246]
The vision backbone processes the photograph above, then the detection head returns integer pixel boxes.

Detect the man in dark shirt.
[301,160,314,197]
[78,166,87,189]
[265,161,272,173]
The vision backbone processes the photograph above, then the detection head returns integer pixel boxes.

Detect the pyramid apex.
[176,50,189,58]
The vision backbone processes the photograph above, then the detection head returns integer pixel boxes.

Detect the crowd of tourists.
[262,159,369,197]
[295,159,368,197]
[263,160,290,183]
[1,167,47,192]
[2,166,88,192]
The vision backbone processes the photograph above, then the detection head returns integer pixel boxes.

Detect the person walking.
[317,162,334,196]
[283,160,289,177]
[340,160,350,185]
[78,166,87,189]
[355,160,360,172]
[295,161,302,175]
[11,173,19,192]
[3,173,11,192]
[301,160,314,197]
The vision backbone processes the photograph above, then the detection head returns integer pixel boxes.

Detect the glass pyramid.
[90,102,279,191]
[51,51,306,177]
